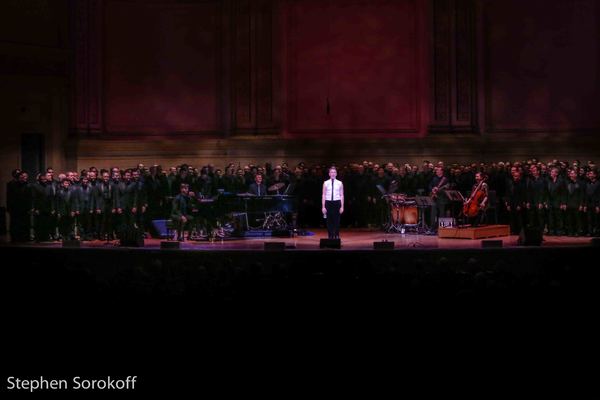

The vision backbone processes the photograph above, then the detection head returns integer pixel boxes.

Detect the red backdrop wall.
[71,0,600,142]
[284,0,427,135]
[104,0,222,134]
[483,0,600,133]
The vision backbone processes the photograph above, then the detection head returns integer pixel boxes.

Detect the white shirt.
[323,179,343,201]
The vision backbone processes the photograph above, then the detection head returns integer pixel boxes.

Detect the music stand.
[415,196,434,207]
[444,190,465,202]
[444,190,465,226]
[414,196,433,234]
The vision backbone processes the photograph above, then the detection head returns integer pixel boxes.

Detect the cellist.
[463,172,489,226]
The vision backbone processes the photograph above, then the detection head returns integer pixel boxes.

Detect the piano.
[192,193,298,232]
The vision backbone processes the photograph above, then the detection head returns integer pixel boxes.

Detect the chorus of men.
[5,159,600,242]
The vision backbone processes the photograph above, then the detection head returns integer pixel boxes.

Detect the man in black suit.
[94,171,118,240]
[55,178,77,240]
[130,169,148,231]
[565,169,585,236]
[526,165,548,231]
[248,174,267,196]
[7,170,31,242]
[585,169,600,236]
[546,167,566,236]
[505,169,528,234]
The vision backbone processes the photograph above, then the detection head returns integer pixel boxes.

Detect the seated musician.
[464,172,488,226]
[248,173,267,196]
[171,183,193,241]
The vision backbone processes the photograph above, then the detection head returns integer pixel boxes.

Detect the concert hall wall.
[70,0,600,170]
[2,0,600,192]
[0,0,71,207]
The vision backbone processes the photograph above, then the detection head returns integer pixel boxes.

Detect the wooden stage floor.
[1,228,594,251]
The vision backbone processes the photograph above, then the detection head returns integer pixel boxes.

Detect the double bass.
[463,177,487,218]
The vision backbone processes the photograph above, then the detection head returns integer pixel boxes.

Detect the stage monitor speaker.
[62,239,81,248]
[161,241,180,249]
[320,238,341,249]
[264,242,286,251]
[518,227,543,246]
[373,240,394,250]
[119,225,145,247]
[591,237,600,247]
[150,219,170,239]
[481,239,503,248]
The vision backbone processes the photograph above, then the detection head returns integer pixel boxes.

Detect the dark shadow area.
[2,244,599,394]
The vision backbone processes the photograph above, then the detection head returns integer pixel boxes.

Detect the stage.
[2,227,599,339]
[1,228,593,251]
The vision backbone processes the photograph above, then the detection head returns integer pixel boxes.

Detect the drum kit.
[384,193,418,233]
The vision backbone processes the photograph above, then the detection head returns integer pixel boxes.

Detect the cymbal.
[268,182,285,191]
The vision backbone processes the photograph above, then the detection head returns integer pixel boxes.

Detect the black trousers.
[9,211,30,242]
[588,209,600,236]
[547,206,564,235]
[325,200,341,239]
[173,214,193,239]
[34,212,52,241]
[58,215,74,239]
[565,208,583,236]
[430,199,447,231]
[527,206,546,230]
[508,207,524,234]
